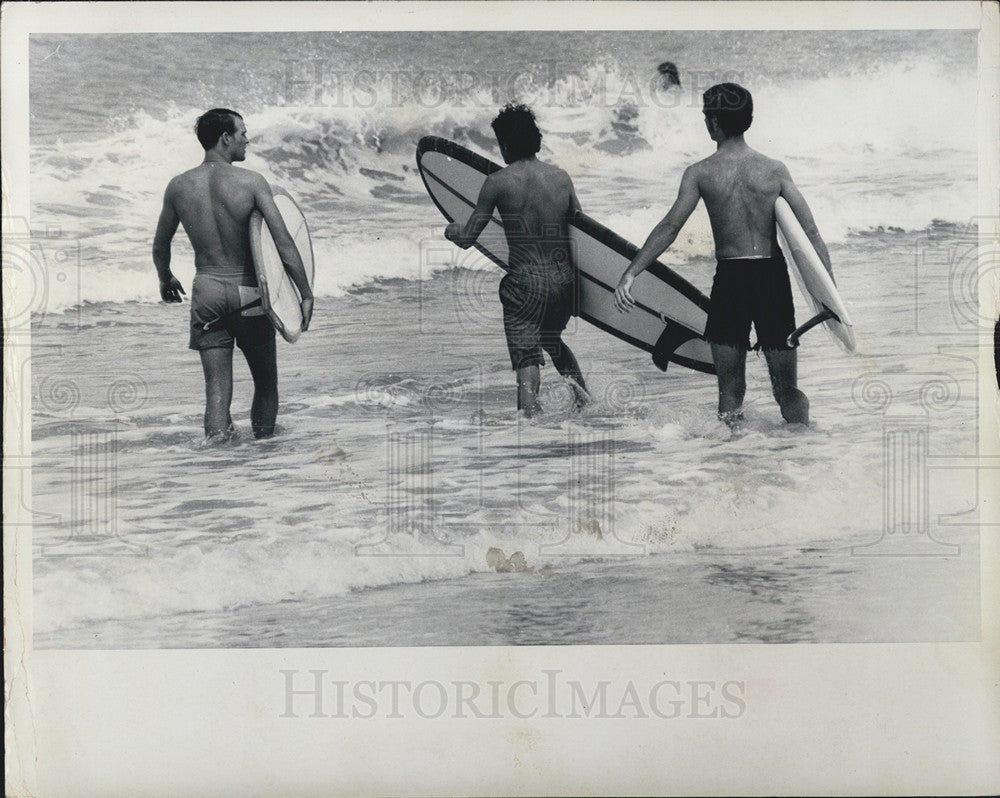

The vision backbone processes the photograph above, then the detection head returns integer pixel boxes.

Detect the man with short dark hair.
[614,83,834,426]
[153,108,313,441]
[445,104,589,416]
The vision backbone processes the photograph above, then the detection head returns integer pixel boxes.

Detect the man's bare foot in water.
[569,380,591,411]
[718,409,745,431]
[203,422,239,445]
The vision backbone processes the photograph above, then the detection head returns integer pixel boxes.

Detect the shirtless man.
[445,104,588,416]
[153,108,313,441]
[614,83,834,426]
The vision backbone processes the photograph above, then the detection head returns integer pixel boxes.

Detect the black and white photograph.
[4,1,998,795]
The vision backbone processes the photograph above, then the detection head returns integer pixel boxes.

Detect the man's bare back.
[616,137,832,279]
[444,103,588,415]
[154,113,310,295]
[692,146,786,259]
[152,108,312,440]
[485,159,579,271]
[614,83,835,426]
[165,163,264,281]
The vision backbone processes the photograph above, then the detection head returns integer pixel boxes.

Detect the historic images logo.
[280,668,747,720]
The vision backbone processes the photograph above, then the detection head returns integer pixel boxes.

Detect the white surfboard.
[249,186,314,343]
[775,197,856,352]
[417,136,715,375]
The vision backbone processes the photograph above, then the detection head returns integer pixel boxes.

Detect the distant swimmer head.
[491,103,542,164]
[657,61,681,89]
[195,108,247,160]
[702,83,753,138]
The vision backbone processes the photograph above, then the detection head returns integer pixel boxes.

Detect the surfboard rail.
[248,186,315,344]
[416,135,716,375]
[774,197,856,353]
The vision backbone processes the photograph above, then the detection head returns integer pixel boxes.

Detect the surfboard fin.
[787,305,840,348]
[651,322,700,372]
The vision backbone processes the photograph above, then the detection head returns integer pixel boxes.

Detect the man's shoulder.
[164,168,199,200]
[731,147,786,174]
[526,161,574,194]
[766,154,790,177]
[220,167,271,202]
[683,157,714,184]
[485,164,526,190]
[167,166,199,187]
[689,153,723,174]
[489,159,573,196]
[482,168,509,197]
[752,149,786,170]
[537,159,571,180]
[228,165,268,186]
[697,149,787,174]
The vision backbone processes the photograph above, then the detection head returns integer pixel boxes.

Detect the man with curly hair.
[446,104,589,417]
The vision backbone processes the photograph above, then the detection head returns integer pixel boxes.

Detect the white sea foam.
[29,57,977,312]
[25,32,982,644]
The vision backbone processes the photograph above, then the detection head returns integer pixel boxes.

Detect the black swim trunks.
[704,254,796,351]
[498,267,576,370]
[188,274,275,351]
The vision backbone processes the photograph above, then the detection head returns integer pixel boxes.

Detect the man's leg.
[540,282,589,408]
[241,338,279,438]
[710,343,747,426]
[515,365,542,417]
[199,347,235,439]
[763,348,809,424]
[542,338,590,408]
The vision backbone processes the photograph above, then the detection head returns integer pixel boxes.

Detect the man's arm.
[152,184,185,303]
[445,175,499,249]
[614,165,700,313]
[778,163,834,282]
[253,176,314,331]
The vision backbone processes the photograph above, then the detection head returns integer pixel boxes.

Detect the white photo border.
[4,2,998,795]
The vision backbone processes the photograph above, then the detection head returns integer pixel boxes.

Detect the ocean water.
[26,31,983,646]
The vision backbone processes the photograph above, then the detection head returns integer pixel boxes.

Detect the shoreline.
[35,537,978,648]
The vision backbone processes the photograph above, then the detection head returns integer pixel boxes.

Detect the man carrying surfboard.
[153,108,314,441]
[444,104,589,416]
[614,83,834,427]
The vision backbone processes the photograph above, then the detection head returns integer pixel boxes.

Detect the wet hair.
[195,108,243,150]
[657,61,681,88]
[491,104,542,163]
[702,83,753,137]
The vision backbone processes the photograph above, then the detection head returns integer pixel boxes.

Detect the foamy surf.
[29,35,977,312]
[25,30,981,645]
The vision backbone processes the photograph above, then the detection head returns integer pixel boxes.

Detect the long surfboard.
[416,136,715,374]
[775,197,856,352]
[249,186,315,343]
